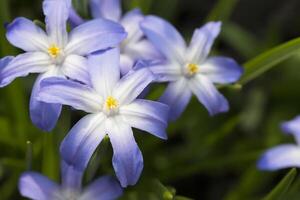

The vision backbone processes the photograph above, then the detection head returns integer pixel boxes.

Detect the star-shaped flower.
[141,16,244,120]
[0,0,126,131]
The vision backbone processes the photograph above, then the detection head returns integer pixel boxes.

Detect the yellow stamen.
[48,45,61,58]
[187,63,199,75]
[105,96,119,110]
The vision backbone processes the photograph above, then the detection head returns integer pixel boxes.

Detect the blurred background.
[1,0,300,199]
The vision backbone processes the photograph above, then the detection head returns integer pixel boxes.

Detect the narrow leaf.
[263,168,297,200]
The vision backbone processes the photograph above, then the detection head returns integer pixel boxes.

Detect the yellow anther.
[187,63,199,75]
[105,96,119,110]
[48,45,61,58]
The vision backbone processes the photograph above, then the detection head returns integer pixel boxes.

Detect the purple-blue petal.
[68,7,85,27]
[160,78,192,121]
[90,0,121,21]
[65,18,127,55]
[30,75,62,132]
[19,172,59,200]
[189,74,229,116]
[281,116,300,145]
[0,52,50,87]
[106,117,143,187]
[61,160,83,191]
[60,113,106,171]
[201,56,244,84]
[120,99,169,139]
[81,176,123,200]
[257,144,300,171]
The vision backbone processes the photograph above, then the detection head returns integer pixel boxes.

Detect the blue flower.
[140,16,244,121]
[69,0,162,75]
[19,161,123,200]
[257,116,300,171]
[37,48,169,187]
[0,0,126,132]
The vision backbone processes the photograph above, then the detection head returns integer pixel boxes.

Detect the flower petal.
[60,113,106,171]
[186,21,221,64]
[120,99,169,139]
[0,52,51,87]
[189,74,229,115]
[30,74,62,132]
[281,116,300,145]
[19,172,59,200]
[160,78,192,121]
[80,176,123,200]
[257,144,300,170]
[38,77,102,113]
[61,54,91,85]
[61,160,83,190]
[200,56,243,84]
[106,117,143,187]
[6,17,49,52]
[90,0,121,21]
[140,15,186,63]
[113,68,155,105]
[65,18,126,55]
[43,0,70,46]
[68,7,85,27]
[149,63,181,82]
[121,9,144,44]
[120,54,134,76]
[88,48,120,97]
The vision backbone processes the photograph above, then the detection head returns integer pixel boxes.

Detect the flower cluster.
[0,0,243,199]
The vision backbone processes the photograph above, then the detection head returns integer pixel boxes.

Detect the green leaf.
[239,37,300,85]
[206,0,239,22]
[263,168,297,200]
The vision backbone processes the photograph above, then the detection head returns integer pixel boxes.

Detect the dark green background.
[1,0,300,199]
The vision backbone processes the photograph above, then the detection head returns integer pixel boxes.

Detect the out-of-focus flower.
[19,161,122,200]
[258,116,300,170]
[69,0,162,75]
[141,16,243,121]
[37,48,169,187]
[0,0,126,131]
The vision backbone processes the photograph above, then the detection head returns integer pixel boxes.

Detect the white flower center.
[184,63,199,77]
[103,96,119,116]
[48,44,65,65]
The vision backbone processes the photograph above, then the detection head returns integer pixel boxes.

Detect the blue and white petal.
[257,144,300,170]
[188,74,229,116]
[200,56,243,84]
[88,48,120,97]
[0,52,51,87]
[65,18,126,55]
[43,0,70,47]
[80,176,123,200]
[160,78,192,121]
[106,117,143,187]
[120,99,169,139]
[113,68,155,105]
[62,55,91,84]
[149,63,181,82]
[60,113,107,171]
[19,172,59,200]
[68,7,85,27]
[90,0,121,21]
[61,160,83,190]
[281,116,300,145]
[141,15,186,63]
[38,77,102,113]
[6,17,49,52]
[121,9,144,44]
[30,73,62,132]
[186,21,221,64]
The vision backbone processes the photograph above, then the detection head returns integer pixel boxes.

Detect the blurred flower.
[0,0,126,132]
[37,48,169,187]
[141,16,243,121]
[69,0,162,75]
[19,161,122,200]
[258,116,300,170]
